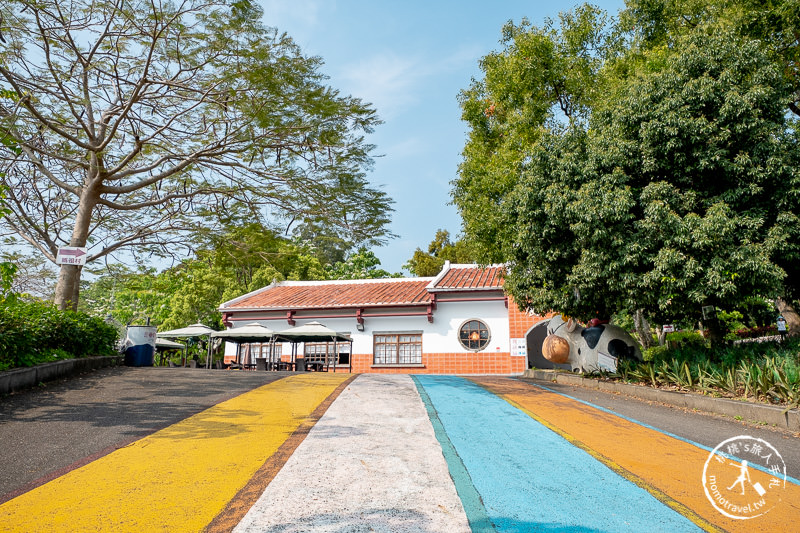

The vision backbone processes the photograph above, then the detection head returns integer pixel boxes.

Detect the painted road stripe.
[205,374,356,532]
[0,373,351,533]
[474,377,800,533]
[531,381,800,486]
[413,375,494,533]
[416,375,705,532]
[233,374,471,533]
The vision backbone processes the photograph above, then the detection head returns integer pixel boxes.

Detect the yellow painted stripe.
[472,377,800,533]
[0,373,351,533]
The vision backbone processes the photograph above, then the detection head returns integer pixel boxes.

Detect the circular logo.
[702,435,787,520]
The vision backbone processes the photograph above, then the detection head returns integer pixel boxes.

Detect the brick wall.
[348,352,526,375]
[507,295,552,338]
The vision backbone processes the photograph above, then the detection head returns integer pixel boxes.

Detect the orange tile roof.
[226,279,432,310]
[431,264,505,290]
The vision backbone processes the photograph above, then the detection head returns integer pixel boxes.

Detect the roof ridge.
[278,277,434,287]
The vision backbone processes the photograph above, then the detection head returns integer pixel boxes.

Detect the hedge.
[0,298,118,371]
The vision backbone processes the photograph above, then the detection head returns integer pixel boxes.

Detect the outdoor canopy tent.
[157,323,215,368]
[210,323,274,369]
[155,338,185,349]
[275,321,353,372]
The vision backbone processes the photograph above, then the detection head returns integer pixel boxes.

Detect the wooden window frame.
[373,332,422,365]
[458,319,491,352]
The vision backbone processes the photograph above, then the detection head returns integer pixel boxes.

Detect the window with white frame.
[247,342,282,360]
[373,333,422,364]
[304,340,351,365]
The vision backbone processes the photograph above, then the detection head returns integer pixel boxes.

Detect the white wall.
[224,299,509,356]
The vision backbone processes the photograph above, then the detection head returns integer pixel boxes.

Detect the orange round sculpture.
[542,334,570,364]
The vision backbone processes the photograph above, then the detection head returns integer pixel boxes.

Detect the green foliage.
[457,3,800,329]
[716,310,747,341]
[325,249,400,280]
[79,222,398,330]
[642,344,671,362]
[454,5,617,265]
[0,261,17,303]
[665,330,707,350]
[0,298,118,371]
[404,230,479,276]
[616,338,800,407]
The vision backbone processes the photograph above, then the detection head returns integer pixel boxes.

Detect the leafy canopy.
[456,3,800,328]
[0,0,393,308]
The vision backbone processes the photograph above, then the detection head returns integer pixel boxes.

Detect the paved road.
[1,369,798,532]
[0,367,287,499]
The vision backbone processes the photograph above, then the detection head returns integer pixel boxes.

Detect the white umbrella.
[212,323,275,370]
[275,321,351,341]
[157,323,215,367]
[155,338,185,349]
[275,321,352,372]
[157,323,214,338]
[210,323,274,341]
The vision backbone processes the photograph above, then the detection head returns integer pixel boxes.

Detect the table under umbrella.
[210,323,275,369]
[157,323,215,367]
[275,321,353,372]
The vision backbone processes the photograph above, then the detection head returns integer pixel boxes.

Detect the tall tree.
[453,5,618,264]
[0,0,391,310]
[404,229,478,277]
[457,4,800,341]
[622,0,800,117]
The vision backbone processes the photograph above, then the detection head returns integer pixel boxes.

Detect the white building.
[218,262,544,374]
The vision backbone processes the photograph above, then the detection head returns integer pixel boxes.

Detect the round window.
[459,319,490,351]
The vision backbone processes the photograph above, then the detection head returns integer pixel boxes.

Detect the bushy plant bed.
[607,339,800,409]
[0,297,118,371]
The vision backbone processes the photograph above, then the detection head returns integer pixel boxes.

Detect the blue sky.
[259,1,626,273]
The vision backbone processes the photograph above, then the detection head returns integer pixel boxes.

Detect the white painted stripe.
[233,374,471,533]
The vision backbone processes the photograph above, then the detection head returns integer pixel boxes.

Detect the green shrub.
[0,297,118,371]
[643,344,671,362]
[666,331,707,349]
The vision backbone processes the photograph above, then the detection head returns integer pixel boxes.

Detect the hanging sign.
[56,247,88,266]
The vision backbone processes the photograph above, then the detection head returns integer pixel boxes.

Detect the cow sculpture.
[541,315,643,372]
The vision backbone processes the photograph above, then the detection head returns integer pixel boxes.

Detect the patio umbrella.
[211,323,275,370]
[157,323,215,367]
[275,321,351,341]
[210,323,274,342]
[155,338,185,349]
[157,323,215,338]
[275,321,352,372]
[154,338,185,366]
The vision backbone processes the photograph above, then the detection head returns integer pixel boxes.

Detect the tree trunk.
[54,264,83,311]
[633,309,654,349]
[53,183,98,311]
[775,298,800,337]
[655,325,667,346]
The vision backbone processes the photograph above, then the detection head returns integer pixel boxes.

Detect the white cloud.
[259,0,325,42]
[337,53,423,119]
[337,44,485,120]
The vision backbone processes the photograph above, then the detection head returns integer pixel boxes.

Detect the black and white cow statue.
[541,315,642,372]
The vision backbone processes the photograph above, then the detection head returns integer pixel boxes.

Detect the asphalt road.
[520,378,800,480]
[1,368,799,532]
[0,366,287,501]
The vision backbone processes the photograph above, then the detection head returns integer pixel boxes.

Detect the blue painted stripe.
[415,375,704,533]
[525,380,800,486]
[412,376,495,533]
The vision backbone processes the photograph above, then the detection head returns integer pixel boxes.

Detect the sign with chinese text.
[56,247,88,266]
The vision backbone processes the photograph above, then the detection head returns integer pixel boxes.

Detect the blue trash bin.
[123,326,157,366]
